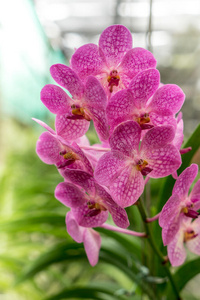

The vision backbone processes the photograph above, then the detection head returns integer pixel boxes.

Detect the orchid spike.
[66,211,101,266]
[107,72,185,133]
[41,70,109,141]
[70,24,157,96]
[159,164,200,246]
[55,170,130,228]
[94,121,182,207]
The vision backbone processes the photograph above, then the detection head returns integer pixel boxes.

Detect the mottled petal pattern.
[109,121,141,156]
[172,164,198,198]
[55,114,90,140]
[167,230,186,267]
[66,211,84,243]
[110,166,144,207]
[84,76,107,108]
[40,84,72,114]
[36,132,61,164]
[50,64,85,99]
[72,203,108,227]
[118,47,157,77]
[55,182,87,208]
[94,151,127,186]
[99,24,132,68]
[70,44,106,80]
[128,69,160,109]
[148,84,185,114]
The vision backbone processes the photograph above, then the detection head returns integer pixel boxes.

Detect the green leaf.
[169,258,200,295]
[15,241,155,299]
[44,284,129,300]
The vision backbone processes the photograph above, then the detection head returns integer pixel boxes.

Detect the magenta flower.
[70,24,157,96]
[55,170,130,228]
[66,211,101,266]
[41,68,109,141]
[94,121,181,207]
[167,217,200,266]
[159,164,200,246]
[36,131,93,175]
[106,69,185,132]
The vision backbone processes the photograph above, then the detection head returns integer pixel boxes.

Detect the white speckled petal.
[94,151,127,186]
[41,84,72,114]
[128,69,160,109]
[118,47,157,78]
[50,64,85,99]
[55,114,90,140]
[84,76,107,108]
[167,230,186,267]
[110,166,144,208]
[172,164,198,198]
[159,194,181,228]
[110,121,141,156]
[95,183,130,228]
[99,25,132,68]
[36,131,61,164]
[72,203,108,228]
[70,43,106,80]
[140,125,175,153]
[145,144,182,178]
[55,182,87,208]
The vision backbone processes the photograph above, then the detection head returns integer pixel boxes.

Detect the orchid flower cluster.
[34,25,200,268]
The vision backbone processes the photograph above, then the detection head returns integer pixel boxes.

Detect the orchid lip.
[107,69,120,93]
[184,230,198,242]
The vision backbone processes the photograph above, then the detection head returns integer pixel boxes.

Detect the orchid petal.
[128,69,160,109]
[66,211,84,243]
[110,121,141,156]
[94,151,127,186]
[106,89,135,124]
[36,132,61,164]
[172,164,198,198]
[84,76,107,108]
[32,118,56,135]
[95,184,130,228]
[70,44,106,80]
[88,106,109,141]
[40,84,72,114]
[118,47,157,77]
[71,203,108,228]
[167,230,186,267]
[145,144,181,178]
[50,64,85,99]
[55,182,87,208]
[55,114,90,140]
[140,125,176,153]
[83,228,101,266]
[159,194,181,228]
[99,25,132,68]
[62,169,96,196]
[148,84,185,114]
[110,166,144,208]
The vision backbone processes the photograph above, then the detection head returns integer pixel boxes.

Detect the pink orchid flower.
[41,68,109,141]
[70,24,157,96]
[167,217,200,267]
[36,129,93,175]
[94,121,181,208]
[106,69,185,132]
[55,169,130,229]
[159,164,200,246]
[66,211,101,266]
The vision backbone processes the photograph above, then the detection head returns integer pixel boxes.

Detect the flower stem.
[80,145,111,152]
[100,223,147,237]
[137,198,181,300]
[146,212,160,223]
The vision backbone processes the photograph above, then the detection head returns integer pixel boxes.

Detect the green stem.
[137,199,182,300]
